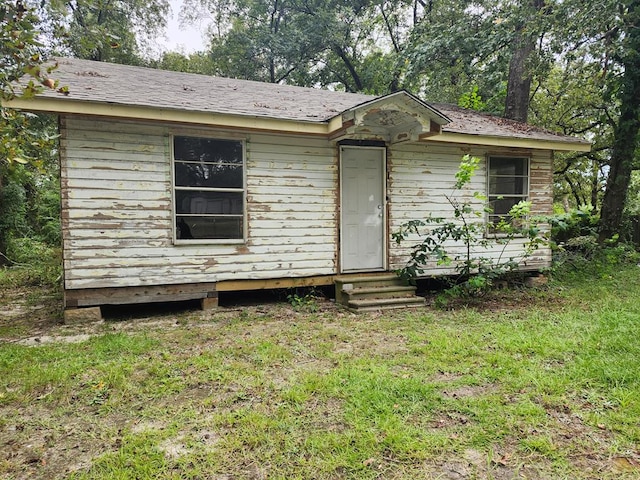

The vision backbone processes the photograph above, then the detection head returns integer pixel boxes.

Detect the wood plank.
[64,249,335,269]
[65,282,217,307]
[64,234,333,249]
[217,275,335,291]
[62,124,164,140]
[65,116,170,136]
[65,168,168,182]
[64,243,336,260]
[65,265,338,289]
[64,146,166,161]
[64,178,169,191]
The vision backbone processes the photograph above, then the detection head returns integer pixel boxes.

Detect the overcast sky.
[158,0,207,53]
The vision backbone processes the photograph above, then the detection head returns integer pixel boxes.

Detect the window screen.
[487,156,529,227]
[173,136,244,240]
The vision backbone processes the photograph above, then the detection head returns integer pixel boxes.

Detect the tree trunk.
[504,0,545,123]
[505,35,534,122]
[590,158,600,208]
[598,2,640,242]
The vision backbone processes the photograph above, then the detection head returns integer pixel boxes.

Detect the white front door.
[340,146,386,272]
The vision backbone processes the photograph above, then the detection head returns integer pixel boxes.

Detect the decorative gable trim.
[328,91,450,145]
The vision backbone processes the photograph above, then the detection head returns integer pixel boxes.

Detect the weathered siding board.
[64,178,169,191]
[387,143,553,274]
[64,168,168,182]
[529,150,554,216]
[64,187,169,201]
[66,260,336,289]
[64,243,336,261]
[64,253,334,271]
[61,117,338,290]
[62,228,170,240]
[63,235,334,250]
[61,112,552,297]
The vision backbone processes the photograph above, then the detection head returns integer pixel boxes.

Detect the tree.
[44,0,170,64]
[598,1,640,242]
[181,0,406,92]
[1,0,61,168]
[1,1,61,262]
[530,60,613,209]
[503,0,548,122]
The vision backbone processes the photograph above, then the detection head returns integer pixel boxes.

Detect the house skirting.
[64,282,219,309]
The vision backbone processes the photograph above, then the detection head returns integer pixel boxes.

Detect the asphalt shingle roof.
[42,57,372,123]
[31,57,588,146]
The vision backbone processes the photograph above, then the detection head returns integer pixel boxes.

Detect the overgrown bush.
[286,287,322,313]
[0,239,61,287]
[0,159,61,288]
[551,241,640,281]
[546,205,599,244]
[0,181,29,250]
[393,155,546,300]
[544,204,640,276]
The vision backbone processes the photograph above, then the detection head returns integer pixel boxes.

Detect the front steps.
[334,273,425,311]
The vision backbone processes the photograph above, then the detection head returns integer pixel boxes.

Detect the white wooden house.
[6,58,590,313]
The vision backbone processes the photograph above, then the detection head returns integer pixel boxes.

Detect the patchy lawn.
[1,267,640,479]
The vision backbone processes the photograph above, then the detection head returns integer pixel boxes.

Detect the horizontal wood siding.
[387,143,552,274]
[61,115,552,293]
[61,117,337,289]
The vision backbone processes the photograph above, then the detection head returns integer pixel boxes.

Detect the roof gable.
[330,91,451,144]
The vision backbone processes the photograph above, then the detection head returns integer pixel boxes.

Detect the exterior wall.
[61,116,337,291]
[60,115,553,297]
[387,142,553,274]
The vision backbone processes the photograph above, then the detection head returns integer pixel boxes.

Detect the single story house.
[5,57,590,314]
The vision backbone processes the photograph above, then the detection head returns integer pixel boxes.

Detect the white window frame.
[486,155,530,231]
[171,134,246,245]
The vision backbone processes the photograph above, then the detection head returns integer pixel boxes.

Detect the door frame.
[339,145,388,273]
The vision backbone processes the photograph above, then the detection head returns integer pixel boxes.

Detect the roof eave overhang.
[4,96,592,152]
[427,132,592,152]
[2,96,332,136]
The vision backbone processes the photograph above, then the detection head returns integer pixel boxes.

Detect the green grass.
[1,263,640,478]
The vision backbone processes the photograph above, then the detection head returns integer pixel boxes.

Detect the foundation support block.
[63,306,103,324]
[200,296,219,310]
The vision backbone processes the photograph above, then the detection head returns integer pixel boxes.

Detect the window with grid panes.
[173,135,244,241]
[487,156,529,229]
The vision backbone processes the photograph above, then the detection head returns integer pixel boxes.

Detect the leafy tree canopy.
[44,0,170,63]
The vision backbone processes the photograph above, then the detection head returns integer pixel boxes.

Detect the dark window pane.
[489,176,528,195]
[176,216,242,240]
[175,190,243,215]
[173,136,244,241]
[489,157,527,176]
[174,136,243,164]
[489,196,523,216]
[175,162,243,188]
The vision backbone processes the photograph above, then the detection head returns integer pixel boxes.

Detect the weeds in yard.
[286,287,321,313]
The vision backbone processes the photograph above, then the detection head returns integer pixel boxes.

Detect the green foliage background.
[2,0,640,286]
